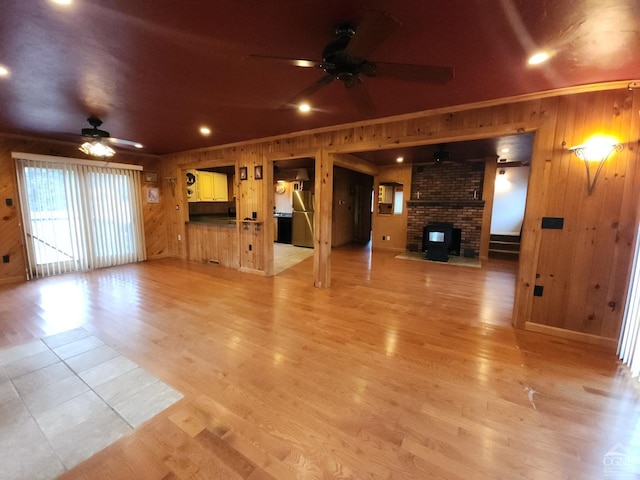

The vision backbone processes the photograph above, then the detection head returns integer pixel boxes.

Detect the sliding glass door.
[619,223,640,377]
[14,153,146,279]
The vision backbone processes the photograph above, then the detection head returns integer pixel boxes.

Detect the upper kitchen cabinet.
[186,169,229,202]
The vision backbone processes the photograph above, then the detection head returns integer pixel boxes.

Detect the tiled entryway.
[0,328,183,479]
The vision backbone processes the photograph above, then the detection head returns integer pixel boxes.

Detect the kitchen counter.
[188,215,236,227]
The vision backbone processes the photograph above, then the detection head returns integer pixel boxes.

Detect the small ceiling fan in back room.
[77,116,143,158]
[251,11,454,116]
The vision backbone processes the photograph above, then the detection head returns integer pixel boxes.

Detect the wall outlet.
[5,198,12,207]
[177,234,181,241]
[249,244,253,251]
[387,236,391,241]
[2,254,9,263]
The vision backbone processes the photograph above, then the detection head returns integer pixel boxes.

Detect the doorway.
[272,158,316,274]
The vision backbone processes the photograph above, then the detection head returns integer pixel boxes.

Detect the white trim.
[11,152,143,171]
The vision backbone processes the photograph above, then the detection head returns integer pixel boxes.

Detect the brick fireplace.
[407,161,485,257]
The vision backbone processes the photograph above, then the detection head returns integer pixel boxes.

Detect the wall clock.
[275,184,286,194]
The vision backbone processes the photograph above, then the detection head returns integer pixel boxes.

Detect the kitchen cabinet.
[193,171,229,202]
[378,184,393,204]
[196,171,214,201]
[212,172,228,201]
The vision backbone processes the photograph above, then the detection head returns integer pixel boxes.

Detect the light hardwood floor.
[0,245,636,479]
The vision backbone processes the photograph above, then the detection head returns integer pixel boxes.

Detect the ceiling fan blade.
[105,137,144,149]
[249,54,322,69]
[370,62,454,84]
[280,74,335,109]
[344,11,400,60]
[345,79,376,117]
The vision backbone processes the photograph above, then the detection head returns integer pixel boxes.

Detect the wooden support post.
[314,149,333,288]
[479,156,497,261]
[263,156,274,276]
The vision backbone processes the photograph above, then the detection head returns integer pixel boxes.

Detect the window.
[14,153,146,279]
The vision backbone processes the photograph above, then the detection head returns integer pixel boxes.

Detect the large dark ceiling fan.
[251,11,454,116]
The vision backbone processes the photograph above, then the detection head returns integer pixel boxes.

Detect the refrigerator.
[292,187,314,248]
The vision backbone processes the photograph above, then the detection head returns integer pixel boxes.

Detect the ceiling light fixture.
[298,103,311,113]
[501,148,509,153]
[396,156,404,163]
[79,140,115,158]
[568,135,622,195]
[199,126,211,136]
[295,168,310,181]
[0,65,9,77]
[528,51,550,65]
[495,170,510,192]
[51,0,73,5]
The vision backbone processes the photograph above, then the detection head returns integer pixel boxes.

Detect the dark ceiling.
[0,1,638,157]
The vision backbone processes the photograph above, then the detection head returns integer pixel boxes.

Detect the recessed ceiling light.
[298,103,311,113]
[396,156,404,163]
[0,65,9,77]
[133,143,143,149]
[501,148,510,153]
[199,126,211,136]
[51,0,73,5]
[528,51,550,65]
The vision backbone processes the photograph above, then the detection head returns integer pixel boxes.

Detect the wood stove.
[422,223,462,262]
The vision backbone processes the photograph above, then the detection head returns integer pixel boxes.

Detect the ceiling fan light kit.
[79,140,115,158]
[77,116,143,158]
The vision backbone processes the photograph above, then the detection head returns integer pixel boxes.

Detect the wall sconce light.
[568,135,622,195]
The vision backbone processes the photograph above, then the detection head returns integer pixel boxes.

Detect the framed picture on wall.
[239,167,248,181]
[146,187,159,203]
[143,171,158,183]
[254,165,263,180]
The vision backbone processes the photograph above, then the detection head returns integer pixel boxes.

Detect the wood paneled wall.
[158,85,640,343]
[521,90,640,343]
[185,223,239,268]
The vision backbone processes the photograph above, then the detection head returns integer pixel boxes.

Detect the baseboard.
[145,253,174,260]
[524,322,617,349]
[238,267,266,276]
[0,275,26,285]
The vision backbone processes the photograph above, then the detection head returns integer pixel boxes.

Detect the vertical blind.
[618,223,640,377]
[13,152,146,279]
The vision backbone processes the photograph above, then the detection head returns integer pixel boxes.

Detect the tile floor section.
[0,328,183,479]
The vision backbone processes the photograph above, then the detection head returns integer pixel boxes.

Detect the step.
[488,249,520,260]
[490,234,521,243]
[489,241,520,252]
